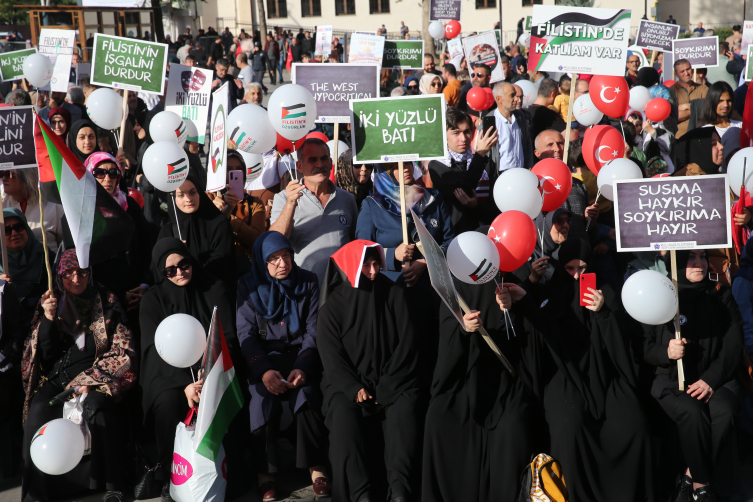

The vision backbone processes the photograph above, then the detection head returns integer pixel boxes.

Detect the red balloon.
[645,97,671,123]
[662,80,675,87]
[488,210,537,273]
[582,125,625,176]
[445,20,461,39]
[467,87,488,112]
[127,188,145,209]
[652,173,670,178]
[532,158,573,212]
[588,75,630,119]
[482,87,495,108]
[276,133,305,155]
[306,131,329,142]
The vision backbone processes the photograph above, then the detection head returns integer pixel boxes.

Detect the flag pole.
[118,90,129,157]
[37,180,53,294]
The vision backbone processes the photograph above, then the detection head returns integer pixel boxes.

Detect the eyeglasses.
[628,60,640,65]
[5,223,24,234]
[554,217,572,226]
[473,72,488,78]
[93,167,120,179]
[0,171,14,179]
[163,259,192,278]
[62,268,90,280]
[431,82,442,87]
[407,85,418,89]
[266,253,292,266]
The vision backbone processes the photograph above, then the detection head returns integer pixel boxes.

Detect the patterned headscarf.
[84,152,129,210]
[336,149,372,209]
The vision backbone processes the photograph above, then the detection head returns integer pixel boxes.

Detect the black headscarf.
[637,67,660,88]
[67,119,101,163]
[675,127,721,174]
[525,207,572,283]
[0,208,44,300]
[665,249,711,301]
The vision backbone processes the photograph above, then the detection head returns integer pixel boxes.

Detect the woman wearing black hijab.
[132,105,168,239]
[674,127,724,176]
[317,240,422,502]
[158,174,235,289]
[517,238,654,502]
[513,207,572,286]
[139,238,238,498]
[67,119,100,163]
[643,249,742,502]
[422,267,543,502]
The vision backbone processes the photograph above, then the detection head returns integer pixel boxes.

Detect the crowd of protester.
[0,20,751,502]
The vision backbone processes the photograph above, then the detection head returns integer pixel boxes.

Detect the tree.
[258,0,268,48]
[0,0,77,25]
[422,0,435,56]
[557,0,594,6]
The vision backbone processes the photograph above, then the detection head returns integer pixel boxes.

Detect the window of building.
[476,0,496,8]
[522,0,542,5]
[301,0,321,17]
[336,0,356,15]
[268,0,287,18]
[369,0,390,14]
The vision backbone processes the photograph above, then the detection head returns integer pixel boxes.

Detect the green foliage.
[0,0,78,26]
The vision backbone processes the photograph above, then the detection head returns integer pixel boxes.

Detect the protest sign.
[741,20,753,54]
[447,38,464,69]
[207,82,228,192]
[0,106,36,169]
[429,0,461,21]
[613,175,731,252]
[91,34,169,94]
[382,41,424,69]
[462,31,505,83]
[76,63,90,85]
[411,208,464,328]
[314,25,333,56]
[165,64,214,143]
[354,31,377,35]
[350,94,447,163]
[634,19,680,52]
[292,64,378,123]
[529,6,631,76]
[628,46,650,69]
[0,48,36,82]
[38,29,76,92]
[481,29,502,49]
[348,34,385,65]
[525,16,532,31]
[671,36,719,68]
[746,45,753,81]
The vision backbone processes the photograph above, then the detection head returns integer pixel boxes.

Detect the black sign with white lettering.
[0,106,36,169]
[614,175,731,252]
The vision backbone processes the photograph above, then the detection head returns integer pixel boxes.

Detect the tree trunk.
[422,0,435,56]
[257,0,268,43]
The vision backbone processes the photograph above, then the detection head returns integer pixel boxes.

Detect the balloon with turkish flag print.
[445,20,461,39]
[487,210,537,273]
[588,75,630,119]
[276,133,305,155]
[645,97,671,122]
[531,158,572,212]
[582,125,625,176]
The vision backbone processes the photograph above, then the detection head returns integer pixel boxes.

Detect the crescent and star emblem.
[599,85,621,103]
[596,145,617,163]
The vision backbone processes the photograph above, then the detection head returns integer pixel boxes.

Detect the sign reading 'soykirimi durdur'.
[292,63,379,123]
[382,41,424,70]
[613,175,731,252]
[529,6,631,76]
[671,36,719,68]
[0,106,36,169]
[165,64,214,144]
[0,49,36,82]
[412,208,465,328]
[350,94,447,164]
[429,0,461,21]
[91,34,169,94]
[634,19,680,52]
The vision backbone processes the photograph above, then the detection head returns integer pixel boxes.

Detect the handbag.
[132,442,162,500]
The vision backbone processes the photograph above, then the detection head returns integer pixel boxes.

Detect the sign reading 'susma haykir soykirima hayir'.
[292,64,379,123]
[613,175,731,252]
[529,6,631,76]
[91,34,169,95]
[350,94,447,164]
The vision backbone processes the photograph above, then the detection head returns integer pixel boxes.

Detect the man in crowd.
[500,55,513,83]
[222,27,234,54]
[251,42,270,94]
[211,58,243,112]
[303,31,313,54]
[416,54,442,80]
[693,22,705,34]
[625,53,641,87]
[666,14,677,24]
[534,129,565,162]
[270,138,358,286]
[527,78,567,141]
[727,25,742,46]
[291,37,303,63]
[457,64,493,114]
[264,34,280,85]
[672,58,708,138]
[510,44,525,74]
[492,82,533,170]
[236,53,255,90]
[442,63,462,107]
[400,21,409,37]
[244,82,264,107]
[527,66,547,88]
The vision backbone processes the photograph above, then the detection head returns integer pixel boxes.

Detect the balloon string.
[586,191,601,232]
[505,309,517,339]
[503,305,510,340]
[190,368,196,384]
[172,194,183,241]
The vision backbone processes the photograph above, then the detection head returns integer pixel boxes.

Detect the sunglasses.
[473,72,488,78]
[407,84,418,89]
[163,259,192,278]
[0,171,14,179]
[554,217,572,226]
[431,82,442,87]
[5,222,24,234]
[93,167,120,179]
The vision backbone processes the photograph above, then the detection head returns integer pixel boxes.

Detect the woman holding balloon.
[512,207,572,286]
[22,249,136,502]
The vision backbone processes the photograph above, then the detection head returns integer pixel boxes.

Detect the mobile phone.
[579,273,597,307]
[482,115,495,136]
[228,170,244,199]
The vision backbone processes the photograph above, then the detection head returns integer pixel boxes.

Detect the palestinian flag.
[281,103,306,119]
[34,115,134,268]
[194,308,244,461]
[469,258,493,283]
[168,156,188,177]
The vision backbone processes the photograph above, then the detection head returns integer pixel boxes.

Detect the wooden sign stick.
[562,74,578,162]
[118,89,129,150]
[457,292,517,376]
[670,249,686,391]
[398,161,412,285]
[650,50,657,66]
[693,68,697,83]
[332,122,340,184]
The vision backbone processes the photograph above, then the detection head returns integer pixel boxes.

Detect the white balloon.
[155,313,207,368]
[86,88,123,130]
[30,418,85,475]
[726,147,753,197]
[22,53,53,88]
[629,86,652,112]
[517,33,531,48]
[184,119,199,143]
[515,80,537,109]
[572,94,603,126]
[150,111,188,147]
[267,84,317,141]
[596,159,643,201]
[429,21,445,40]
[142,141,190,192]
[447,232,500,285]
[493,167,543,219]
[326,140,348,163]
[238,150,264,184]
[226,103,277,153]
[622,270,678,325]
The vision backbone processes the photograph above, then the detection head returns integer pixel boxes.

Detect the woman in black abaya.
[317,240,422,502]
[422,271,544,502]
[517,238,654,502]
[513,207,572,286]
